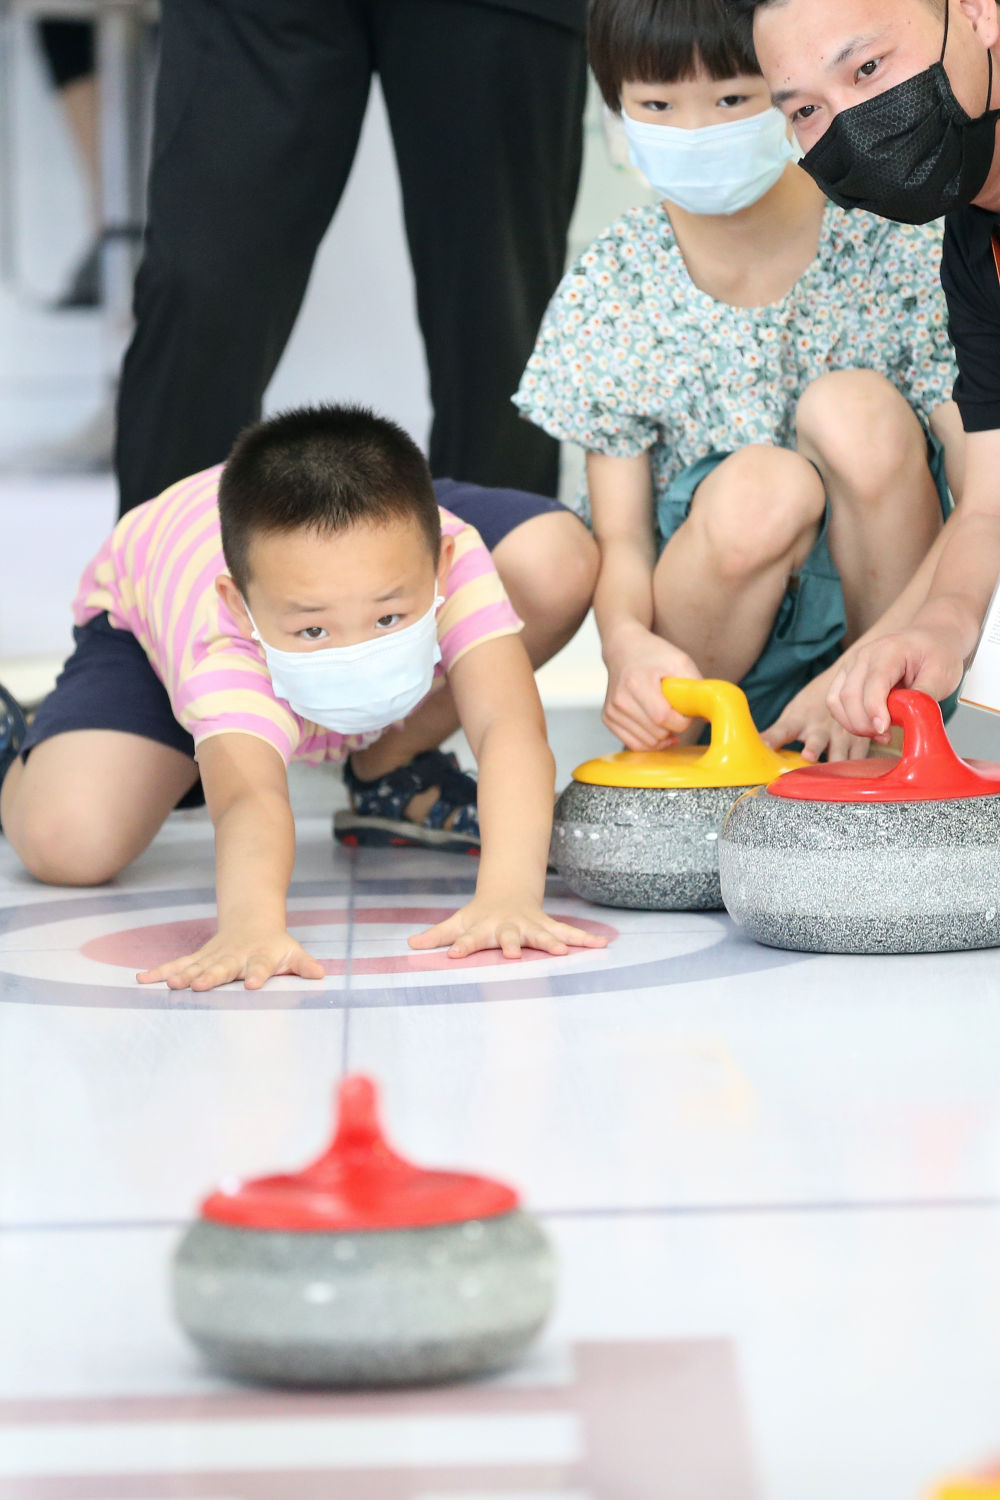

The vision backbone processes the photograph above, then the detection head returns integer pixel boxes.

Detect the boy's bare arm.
[408,634,606,961]
[588,450,701,747]
[138,732,324,991]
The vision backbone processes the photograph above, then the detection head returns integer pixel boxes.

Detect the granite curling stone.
[172,1075,555,1387]
[551,677,805,910]
[719,687,1000,955]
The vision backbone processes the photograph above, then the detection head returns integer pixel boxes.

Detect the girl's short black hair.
[588,0,761,113]
[218,403,441,595]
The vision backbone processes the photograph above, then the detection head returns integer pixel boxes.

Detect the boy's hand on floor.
[762,669,871,763]
[603,628,701,750]
[409,898,608,962]
[826,626,965,740]
[137,929,326,992]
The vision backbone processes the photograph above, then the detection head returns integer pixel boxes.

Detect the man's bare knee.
[688,446,825,580]
[796,370,925,500]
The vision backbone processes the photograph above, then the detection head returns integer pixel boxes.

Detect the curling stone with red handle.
[172,1076,555,1386]
[719,688,1000,955]
[551,678,805,910]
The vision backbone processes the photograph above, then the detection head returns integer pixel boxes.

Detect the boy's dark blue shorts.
[20,478,575,810]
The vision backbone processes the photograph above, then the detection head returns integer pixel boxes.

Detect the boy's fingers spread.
[192,960,236,991]
[447,933,481,959]
[499,924,523,959]
[531,930,570,956]
[550,919,607,948]
[192,972,229,992]
[409,920,456,950]
[244,956,274,990]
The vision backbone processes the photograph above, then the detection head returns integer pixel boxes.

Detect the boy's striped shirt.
[74,465,522,765]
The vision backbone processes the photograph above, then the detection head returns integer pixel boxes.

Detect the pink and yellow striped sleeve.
[436,510,522,671]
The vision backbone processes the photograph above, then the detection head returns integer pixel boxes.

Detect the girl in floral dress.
[514,0,965,761]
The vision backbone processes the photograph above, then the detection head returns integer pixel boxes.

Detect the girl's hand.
[409,898,608,961]
[137,929,326,991]
[762,667,871,763]
[603,627,702,750]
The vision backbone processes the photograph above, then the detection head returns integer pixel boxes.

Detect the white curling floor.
[2,760,1000,1500]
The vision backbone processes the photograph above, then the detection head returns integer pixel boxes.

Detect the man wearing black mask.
[730,0,1000,745]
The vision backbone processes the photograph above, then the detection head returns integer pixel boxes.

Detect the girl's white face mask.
[622,106,797,216]
[245,595,444,735]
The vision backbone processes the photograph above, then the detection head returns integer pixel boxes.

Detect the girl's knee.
[688,446,825,578]
[796,371,924,490]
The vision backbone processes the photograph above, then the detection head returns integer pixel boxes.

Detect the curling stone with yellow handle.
[550,679,805,911]
[929,1478,1000,1500]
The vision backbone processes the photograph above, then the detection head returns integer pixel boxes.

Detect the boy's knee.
[796,371,923,496]
[689,446,825,580]
[497,513,598,622]
[9,800,129,887]
[552,520,599,616]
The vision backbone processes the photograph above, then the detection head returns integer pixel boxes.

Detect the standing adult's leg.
[377,0,586,497]
[116,0,373,514]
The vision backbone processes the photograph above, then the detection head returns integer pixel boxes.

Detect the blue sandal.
[0,683,27,829]
[334,749,480,854]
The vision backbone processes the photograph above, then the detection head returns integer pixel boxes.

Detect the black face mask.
[800,5,1000,224]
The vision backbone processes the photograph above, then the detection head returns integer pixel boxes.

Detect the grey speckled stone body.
[172,1210,555,1387]
[551,780,750,910]
[719,787,1000,954]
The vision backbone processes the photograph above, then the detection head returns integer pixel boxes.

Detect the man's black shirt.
[942,203,1000,432]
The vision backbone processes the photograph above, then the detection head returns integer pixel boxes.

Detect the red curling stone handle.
[883,688,980,795]
[769,688,1000,803]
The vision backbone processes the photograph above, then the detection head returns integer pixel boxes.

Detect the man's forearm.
[911,510,1000,658]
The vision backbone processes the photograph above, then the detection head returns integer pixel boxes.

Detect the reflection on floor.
[2,748,1000,1500]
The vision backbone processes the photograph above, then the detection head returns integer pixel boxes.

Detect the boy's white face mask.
[245,595,444,735]
[622,106,797,216]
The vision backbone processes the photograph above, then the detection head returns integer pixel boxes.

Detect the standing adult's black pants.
[115,0,587,515]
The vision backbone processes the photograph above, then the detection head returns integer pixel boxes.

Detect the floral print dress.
[513,201,957,527]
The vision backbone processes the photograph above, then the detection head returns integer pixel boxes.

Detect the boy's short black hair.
[588,0,760,114]
[218,404,441,594]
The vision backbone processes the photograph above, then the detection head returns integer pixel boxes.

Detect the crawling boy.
[0,405,604,991]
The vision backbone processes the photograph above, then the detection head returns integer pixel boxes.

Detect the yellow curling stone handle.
[572,677,807,789]
[930,1483,1000,1500]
